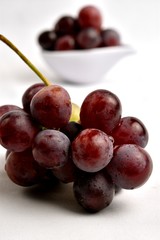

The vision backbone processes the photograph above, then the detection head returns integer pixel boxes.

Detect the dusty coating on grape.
[30,85,72,129]
[78,5,102,30]
[106,144,153,189]
[111,116,149,148]
[32,129,71,169]
[22,83,45,114]
[73,171,114,212]
[80,89,122,135]
[0,110,40,152]
[72,128,113,172]
[5,149,39,187]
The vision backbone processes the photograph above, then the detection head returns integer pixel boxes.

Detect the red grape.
[101,28,121,47]
[106,144,153,189]
[112,116,149,148]
[30,85,72,129]
[54,35,76,51]
[54,16,79,36]
[80,89,122,135]
[0,110,40,152]
[5,149,39,187]
[71,128,113,172]
[32,129,70,169]
[76,28,101,49]
[22,83,45,113]
[38,30,57,50]
[73,170,114,212]
[0,104,23,118]
[78,5,102,31]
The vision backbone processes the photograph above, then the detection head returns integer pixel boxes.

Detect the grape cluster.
[0,84,153,213]
[38,5,121,51]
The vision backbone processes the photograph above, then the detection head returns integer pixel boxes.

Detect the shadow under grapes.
[22,181,85,214]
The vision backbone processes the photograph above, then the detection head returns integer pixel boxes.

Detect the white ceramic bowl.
[41,45,135,84]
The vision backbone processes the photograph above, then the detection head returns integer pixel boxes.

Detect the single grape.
[0,110,40,152]
[106,144,153,189]
[73,170,114,212]
[22,83,45,114]
[112,116,149,148]
[60,121,82,142]
[71,128,113,172]
[54,35,76,51]
[32,129,71,169]
[54,16,79,36]
[78,5,102,31]
[52,154,77,183]
[5,149,39,187]
[101,28,121,47]
[30,85,72,129]
[76,28,101,49]
[0,104,23,118]
[80,89,122,135]
[38,30,57,50]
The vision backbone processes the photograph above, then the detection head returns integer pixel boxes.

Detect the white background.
[0,1,160,239]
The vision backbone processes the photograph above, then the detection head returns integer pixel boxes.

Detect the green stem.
[0,34,51,86]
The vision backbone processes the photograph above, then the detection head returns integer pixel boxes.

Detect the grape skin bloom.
[73,170,114,212]
[72,128,113,172]
[106,144,153,189]
[0,110,40,152]
[80,89,122,135]
[30,85,72,129]
[32,129,71,169]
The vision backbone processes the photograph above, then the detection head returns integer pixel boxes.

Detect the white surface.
[0,0,160,240]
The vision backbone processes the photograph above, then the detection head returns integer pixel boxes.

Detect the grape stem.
[0,34,51,86]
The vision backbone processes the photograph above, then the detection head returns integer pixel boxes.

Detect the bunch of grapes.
[0,34,153,213]
[38,5,121,51]
[0,83,153,212]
